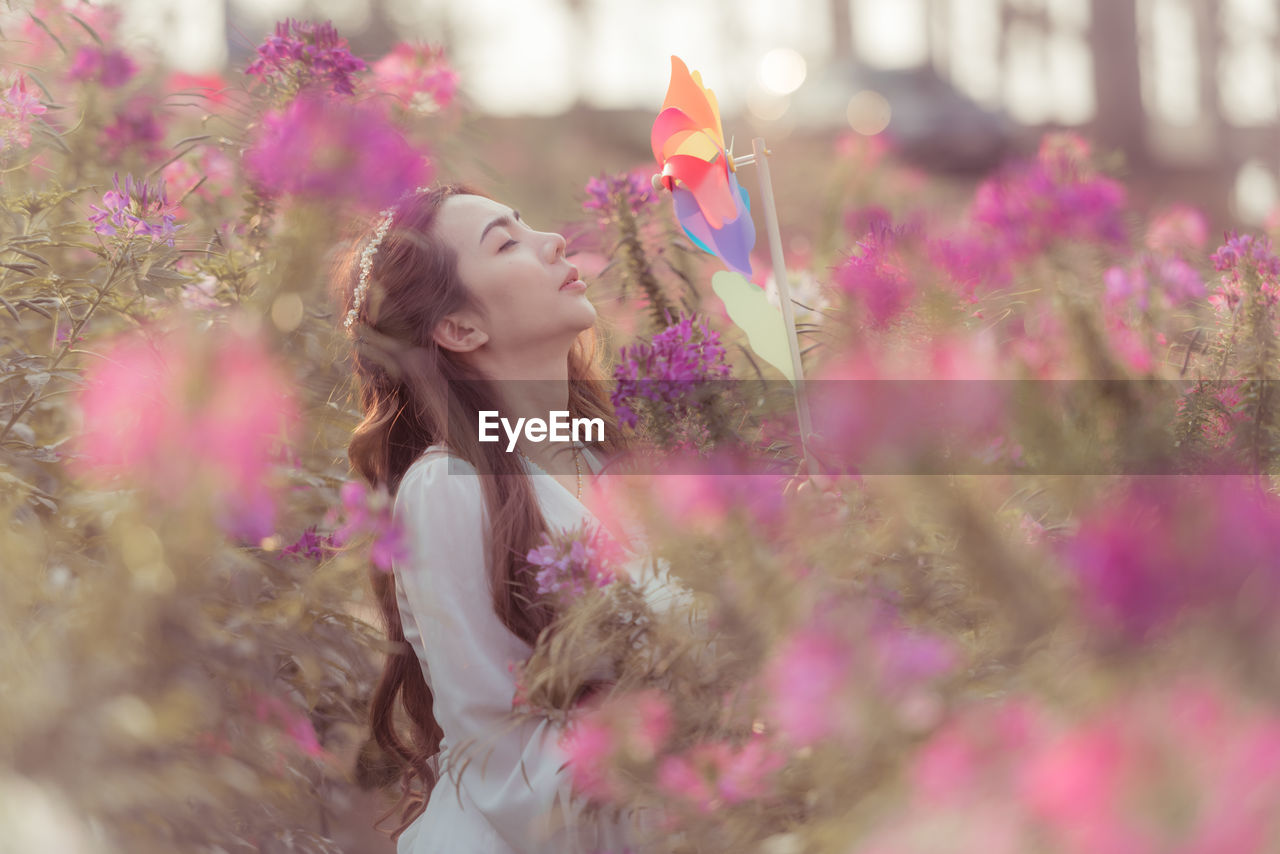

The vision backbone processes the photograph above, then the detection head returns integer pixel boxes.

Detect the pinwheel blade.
[661,56,724,150]
[664,153,736,229]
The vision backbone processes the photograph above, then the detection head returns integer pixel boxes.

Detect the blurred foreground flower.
[1057,475,1280,643]
[370,42,459,114]
[331,480,408,570]
[860,675,1280,853]
[87,173,181,247]
[242,90,432,211]
[67,45,138,88]
[246,17,367,98]
[68,318,300,543]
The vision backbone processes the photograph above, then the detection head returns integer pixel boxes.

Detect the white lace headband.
[344,185,435,334]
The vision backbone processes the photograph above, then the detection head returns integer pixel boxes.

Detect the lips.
[560,265,583,289]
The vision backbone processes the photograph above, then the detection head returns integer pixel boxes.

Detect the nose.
[545,230,566,263]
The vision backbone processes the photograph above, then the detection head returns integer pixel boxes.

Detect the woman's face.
[433,194,596,360]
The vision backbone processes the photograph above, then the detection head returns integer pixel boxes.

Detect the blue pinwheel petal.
[673,179,755,276]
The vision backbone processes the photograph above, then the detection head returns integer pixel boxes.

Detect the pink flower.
[560,713,619,801]
[371,42,459,114]
[1146,204,1208,253]
[69,318,301,544]
[243,91,432,212]
[0,73,48,150]
[67,45,138,88]
[333,480,408,570]
[1103,314,1154,374]
[658,736,785,810]
[764,625,853,745]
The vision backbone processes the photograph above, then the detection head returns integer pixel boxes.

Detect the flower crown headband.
[344,185,435,334]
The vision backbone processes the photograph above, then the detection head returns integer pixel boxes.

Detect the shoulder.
[395,448,484,518]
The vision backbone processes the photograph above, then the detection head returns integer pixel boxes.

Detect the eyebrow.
[479,209,522,246]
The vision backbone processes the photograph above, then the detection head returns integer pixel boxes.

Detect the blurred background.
[110,0,1280,233]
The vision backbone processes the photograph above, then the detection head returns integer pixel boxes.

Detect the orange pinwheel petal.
[661,56,724,151]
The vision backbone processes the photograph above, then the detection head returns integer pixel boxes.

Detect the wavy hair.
[328,183,630,841]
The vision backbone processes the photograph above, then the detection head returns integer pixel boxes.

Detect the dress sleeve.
[391,455,626,854]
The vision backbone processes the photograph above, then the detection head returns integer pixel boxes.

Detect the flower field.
[3,3,1280,852]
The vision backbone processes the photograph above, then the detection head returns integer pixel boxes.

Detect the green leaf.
[710,270,796,384]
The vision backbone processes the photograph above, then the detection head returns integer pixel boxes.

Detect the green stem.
[0,249,127,445]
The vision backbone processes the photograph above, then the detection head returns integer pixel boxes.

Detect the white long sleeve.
[390,450,635,854]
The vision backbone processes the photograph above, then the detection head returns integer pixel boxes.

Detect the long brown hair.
[329,183,630,840]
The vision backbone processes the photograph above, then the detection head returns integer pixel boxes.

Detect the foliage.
[5,2,1280,853]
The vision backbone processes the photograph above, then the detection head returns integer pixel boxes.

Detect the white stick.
[750,136,819,480]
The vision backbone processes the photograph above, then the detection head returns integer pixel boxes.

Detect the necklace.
[518,445,582,500]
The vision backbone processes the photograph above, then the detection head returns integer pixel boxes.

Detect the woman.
[331,183,659,853]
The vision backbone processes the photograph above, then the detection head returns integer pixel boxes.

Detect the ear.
[432,313,489,353]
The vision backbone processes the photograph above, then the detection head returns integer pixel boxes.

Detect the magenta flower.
[70,320,301,544]
[371,42,459,114]
[0,73,48,151]
[243,91,432,211]
[834,215,917,329]
[1056,476,1280,641]
[610,311,731,430]
[67,45,138,88]
[970,153,1128,261]
[526,523,625,599]
[99,94,167,163]
[87,173,181,247]
[246,18,367,97]
[333,480,409,571]
[927,229,1015,300]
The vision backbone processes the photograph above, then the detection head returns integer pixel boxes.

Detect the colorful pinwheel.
[651,56,755,276]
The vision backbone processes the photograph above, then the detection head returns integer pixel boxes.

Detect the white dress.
[390,443,684,854]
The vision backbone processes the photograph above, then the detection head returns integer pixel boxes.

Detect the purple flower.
[526,524,625,599]
[611,312,731,429]
[87,173,181,246]
[282,526,335,560]
[1210,231,1280,311]
[0,73,48,150]
[243,91,432,211]
[582,169,657,218]
[67,45,138,88]
[245,18,367,97]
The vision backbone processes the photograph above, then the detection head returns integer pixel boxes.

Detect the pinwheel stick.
[740,137,820,481]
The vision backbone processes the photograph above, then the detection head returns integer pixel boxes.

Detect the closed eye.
[499,238,517,251]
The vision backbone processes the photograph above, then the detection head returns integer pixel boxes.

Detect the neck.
[473,342,579,471]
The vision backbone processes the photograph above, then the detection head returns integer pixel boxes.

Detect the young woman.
[332,183,657,853]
